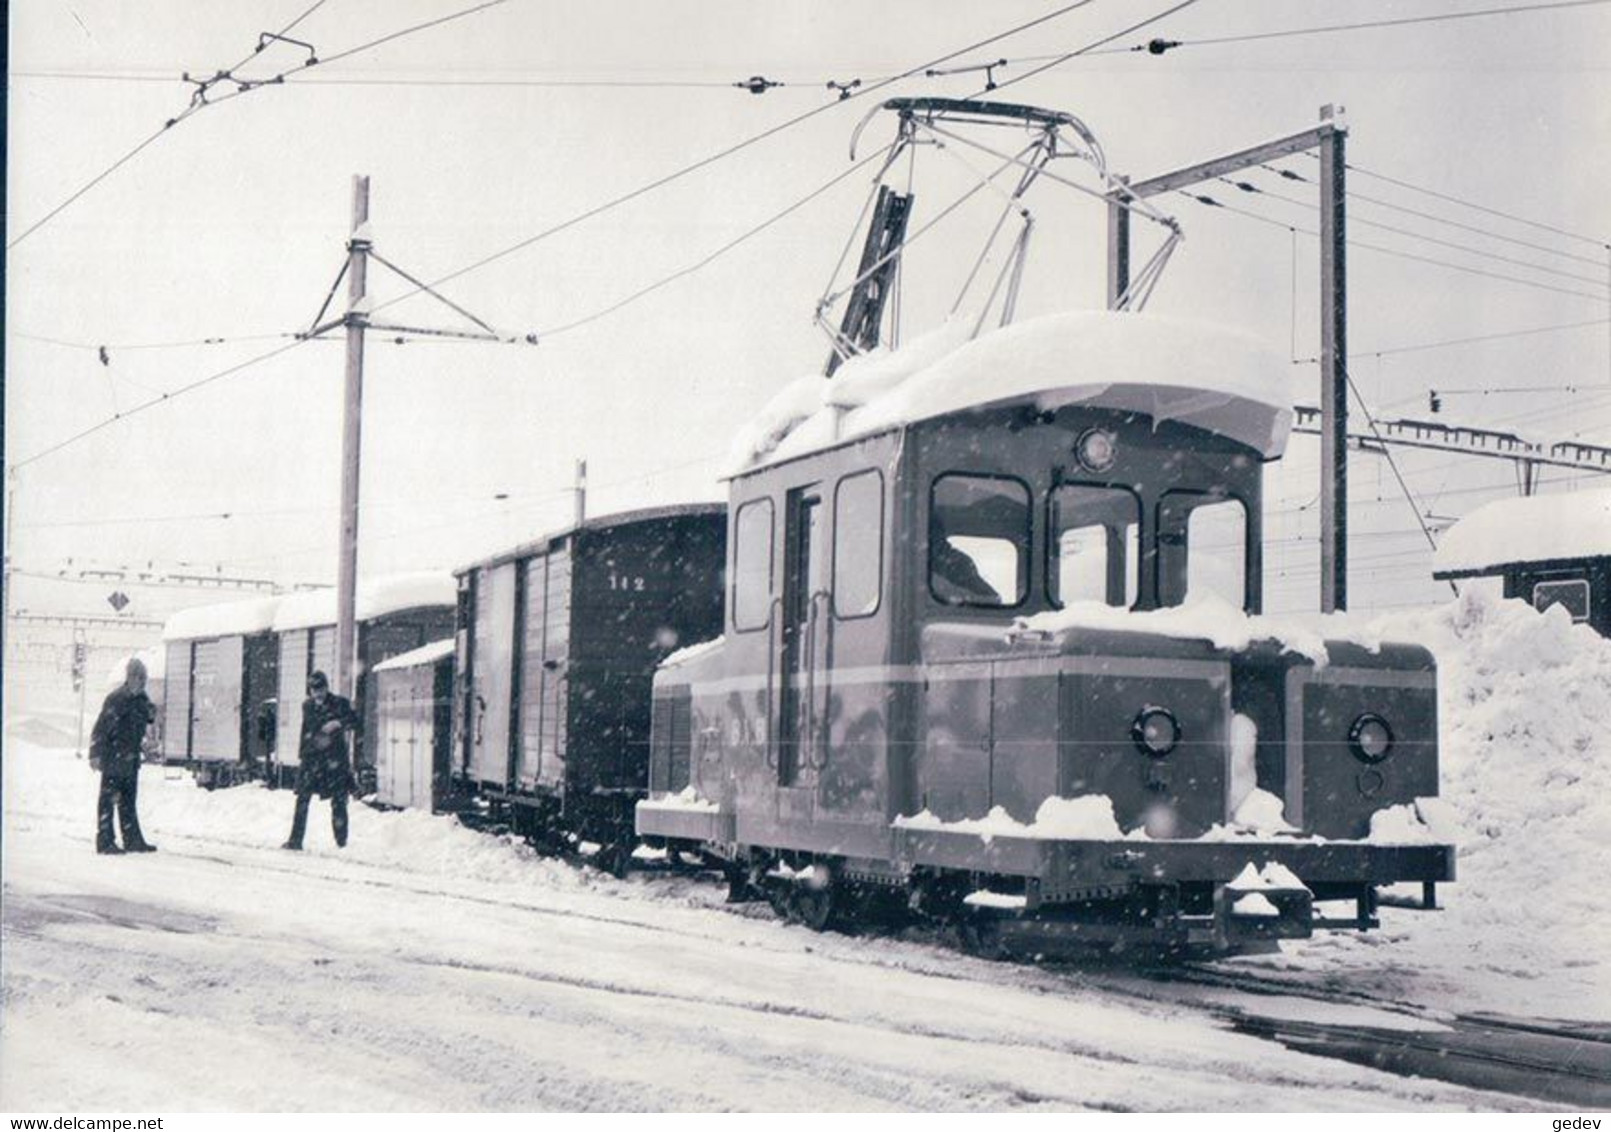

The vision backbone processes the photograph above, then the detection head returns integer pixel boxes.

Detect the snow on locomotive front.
[637,309,1455,954]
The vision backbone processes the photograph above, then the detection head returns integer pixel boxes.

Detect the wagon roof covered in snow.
[455,503,725,574]
[1433,487,1611,577]
[730,310,1295,473]
[271,572,456,632]
[373,638,456,673]
[162,595,282,641]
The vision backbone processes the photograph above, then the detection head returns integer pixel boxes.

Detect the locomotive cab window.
[833,470,884,619]
[732,498,775,632]
[1050,484,1140,608]
[1157,492,1249,611]
[929,474,1030,608]
[1533,578,1590,622]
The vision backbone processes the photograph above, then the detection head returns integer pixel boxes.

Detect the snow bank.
[1433,485,1611,575]
[162,596,281,642]
[272,572,455,631]
[372,638,455,673]
[732,311,1295,472]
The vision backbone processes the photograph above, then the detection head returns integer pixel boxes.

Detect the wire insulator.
[1144,38,1181,55]
[736,75,782,94]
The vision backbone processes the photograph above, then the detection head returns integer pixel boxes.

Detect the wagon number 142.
[608,573,647,593]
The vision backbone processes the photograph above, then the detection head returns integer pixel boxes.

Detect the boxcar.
[370,639,456,811]
[639,310,1455,953]
[271,573,456,787]
[453,505,725,872]
[160,596,282,788]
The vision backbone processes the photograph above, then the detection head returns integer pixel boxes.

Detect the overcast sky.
[7,0,1610,624]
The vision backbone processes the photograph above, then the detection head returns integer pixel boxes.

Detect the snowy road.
[2,743,1527,1112]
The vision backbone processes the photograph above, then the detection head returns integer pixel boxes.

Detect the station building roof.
[1433,487,1611,578]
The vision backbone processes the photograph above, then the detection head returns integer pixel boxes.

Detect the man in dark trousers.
[92,657,157,854]
[282,670,360,850]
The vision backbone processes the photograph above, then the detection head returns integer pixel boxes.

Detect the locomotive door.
[779,486,828,790]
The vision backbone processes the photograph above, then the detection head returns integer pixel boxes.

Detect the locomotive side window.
[833,470,884,619]
[929,474,1030,608]
[1533,578,1590,622]
[1157,492,1249,610]
[1049,484,1140,608]
[732,498,775,632]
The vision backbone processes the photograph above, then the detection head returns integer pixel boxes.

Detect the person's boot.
[281,840,302,851]
[96,842,125,855]
[127,842,157,853]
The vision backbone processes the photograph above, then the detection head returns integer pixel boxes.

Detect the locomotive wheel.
[768,883,796,922]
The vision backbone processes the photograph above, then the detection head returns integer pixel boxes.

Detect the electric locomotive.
[637,309,1455,954]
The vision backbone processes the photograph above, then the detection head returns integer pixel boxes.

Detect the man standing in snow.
[282,670,360,850]
[92,657,157,855]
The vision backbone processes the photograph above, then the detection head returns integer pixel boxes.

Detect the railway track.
[1128,963,1611,1108]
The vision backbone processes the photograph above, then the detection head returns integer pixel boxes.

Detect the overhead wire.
[1222,175,1610,290]
[366,0,1135,316]
[8,0,510,251]
[12,338,311,470]
[1066,0,1611,55]
[1336,157,1611,250]
[1290,317,1611,364]
[13,329,302,351]
[1174,189,1610,303]
[539,146,892,339]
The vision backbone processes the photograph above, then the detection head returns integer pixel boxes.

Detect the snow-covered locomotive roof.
[271,571,456,632]
[162,595,282,642]
[730,310,1295,473]
[1433,487,1611,577]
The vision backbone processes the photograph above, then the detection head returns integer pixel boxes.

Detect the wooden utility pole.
[1317,106,1348,612]
[573,458,588,527]
[336,175,371,699]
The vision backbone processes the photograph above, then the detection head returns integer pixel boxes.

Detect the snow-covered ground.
[3,589,1605,1110]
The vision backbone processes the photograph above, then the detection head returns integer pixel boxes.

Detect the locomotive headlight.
[1348,713,1394,763]
[1075,428,1118,473]
[1132,706,1181,758]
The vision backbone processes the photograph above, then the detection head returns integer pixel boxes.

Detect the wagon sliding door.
[162,641,193,762]
[468,562,517,789]
[191,636,244,765]
[276,630,309,768]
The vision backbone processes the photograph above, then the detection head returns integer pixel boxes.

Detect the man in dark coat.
[282,670,360,850]
[92,657,157,854]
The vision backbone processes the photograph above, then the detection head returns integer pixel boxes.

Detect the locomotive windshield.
[929,474,1030,607]
[1157,492,1248,610]
[1050,484,1141,608]
[930,474,1253,615]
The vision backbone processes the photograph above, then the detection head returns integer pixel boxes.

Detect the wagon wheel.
[793,886,835,933]
[596,842,632,879]
[958,915,1008,961]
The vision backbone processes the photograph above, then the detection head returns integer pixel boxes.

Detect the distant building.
[1432,487,1611,637]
